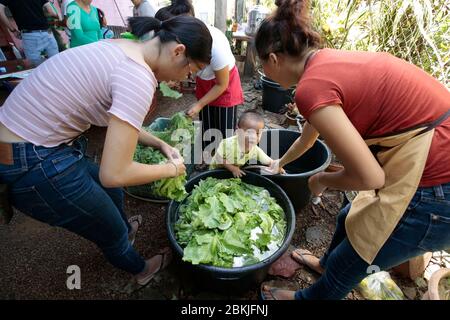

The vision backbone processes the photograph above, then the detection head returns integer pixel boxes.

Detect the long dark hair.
[255,0,322,61]
[155,0,194,21]
[128,15,212,64]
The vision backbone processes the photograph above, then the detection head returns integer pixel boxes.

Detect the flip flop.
[136,247,173,286]
[291,248,322,274]
[128,215,142,246]
[260,284,295,300]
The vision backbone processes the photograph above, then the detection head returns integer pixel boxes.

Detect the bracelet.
[168,161,178,177]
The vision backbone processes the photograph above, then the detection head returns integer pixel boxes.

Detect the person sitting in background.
[210,110,274,178]
[0,0,60,67]
[132,0,156,18]
[66,0,101,47]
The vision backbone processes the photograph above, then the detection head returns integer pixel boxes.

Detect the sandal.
[260,284,295,300]
[291,248,323,274]
[128,215,142,246]
[136,247,173,286]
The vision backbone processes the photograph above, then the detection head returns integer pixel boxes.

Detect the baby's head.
[236,110,265,150]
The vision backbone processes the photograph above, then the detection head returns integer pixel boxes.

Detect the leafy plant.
[310,0,449,87]
[131,112,195,201]
[159,82,183,99]
[133,145,188,201]
[175,177,287,268]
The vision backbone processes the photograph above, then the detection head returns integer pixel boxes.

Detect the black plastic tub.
[261,75,294,113]
[255,129,331,211]
[166,169,295,293]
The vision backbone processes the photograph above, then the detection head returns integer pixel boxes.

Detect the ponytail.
[128,16,212,64]
[255,0,322,60]
[155,0,194,21]
[128,17,162,38]
[169,0,195,17]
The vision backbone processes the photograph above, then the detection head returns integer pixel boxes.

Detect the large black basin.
[256,129,331,211]
[166,169,295,292]
[261,76,294,113]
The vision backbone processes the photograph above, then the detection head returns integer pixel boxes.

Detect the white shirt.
[196,25,236,81]
[133,0,156,17]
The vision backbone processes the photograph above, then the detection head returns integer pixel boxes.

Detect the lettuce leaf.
[175,177,286,267]
[131,112,194,201]
[159,82,183,99]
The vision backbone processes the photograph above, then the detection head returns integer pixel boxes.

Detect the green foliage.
[175,177,287,268]
[310,0,449,87]
[131,112,195,201]
[159,82,183,99]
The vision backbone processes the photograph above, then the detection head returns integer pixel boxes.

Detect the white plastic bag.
[358,271,405,300]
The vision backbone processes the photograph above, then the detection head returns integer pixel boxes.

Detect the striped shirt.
[0,41,157,147]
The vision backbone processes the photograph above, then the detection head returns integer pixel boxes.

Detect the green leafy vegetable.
[175,177,286,268]
[133,144,187,201]
[146,112,195,148]
[131,112,195,201]
[159,82,183,99]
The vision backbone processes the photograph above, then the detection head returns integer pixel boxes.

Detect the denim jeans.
[295,183,450,300]
[21,31,59,67]
[0,137,146,275]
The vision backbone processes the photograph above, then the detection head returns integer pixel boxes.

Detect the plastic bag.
[358,271,405,300]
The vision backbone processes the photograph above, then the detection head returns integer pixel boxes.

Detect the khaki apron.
[346,110,450,264]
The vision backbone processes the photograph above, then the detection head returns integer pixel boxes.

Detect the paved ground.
[1,78,446,300]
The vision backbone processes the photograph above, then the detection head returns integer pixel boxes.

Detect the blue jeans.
[0,137,146,275]
[21,31,59,67]
[295,183,450,300]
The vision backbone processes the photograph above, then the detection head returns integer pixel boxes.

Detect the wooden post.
[215,0,227,33]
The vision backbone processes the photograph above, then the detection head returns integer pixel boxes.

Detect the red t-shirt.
[295,49,450,187]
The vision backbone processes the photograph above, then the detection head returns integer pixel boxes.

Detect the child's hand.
[230,166,246,178]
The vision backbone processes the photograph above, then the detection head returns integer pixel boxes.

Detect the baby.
[210,110,273,177]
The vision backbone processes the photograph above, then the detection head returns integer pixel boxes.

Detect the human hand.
[186,103,203,118]
[268,159,286,174]
[230,166,246,178]
[159,143,182,161]
[167,158,186,177]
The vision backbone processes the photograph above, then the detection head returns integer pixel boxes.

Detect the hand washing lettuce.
[133,144,188,201]
[175,177,286,268]
[131,112,194,201]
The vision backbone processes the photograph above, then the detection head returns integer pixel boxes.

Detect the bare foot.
[291,248,324,274]
[261,285,296,300]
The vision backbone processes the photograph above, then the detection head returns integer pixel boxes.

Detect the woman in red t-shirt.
[256,0,450,300]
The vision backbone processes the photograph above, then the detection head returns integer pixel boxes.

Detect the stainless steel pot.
[245,5,270,36]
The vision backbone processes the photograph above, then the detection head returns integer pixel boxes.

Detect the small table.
[0,69,34,93]
[232,31,255,78]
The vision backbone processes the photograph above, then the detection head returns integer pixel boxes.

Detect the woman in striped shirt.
[0,16,212,287]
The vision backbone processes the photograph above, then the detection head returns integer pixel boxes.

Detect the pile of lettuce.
[175,177,286,268]
[148,112,195,147]
[132,112,194,201]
